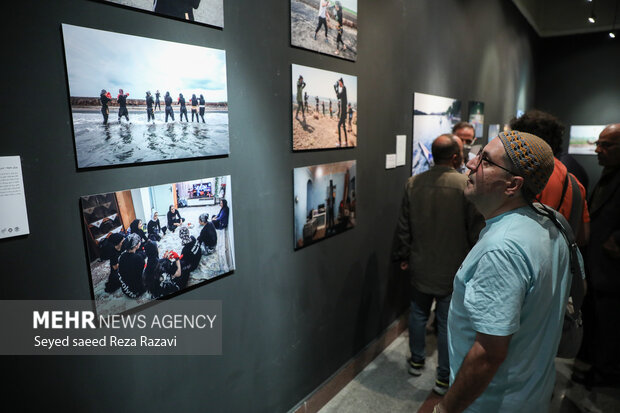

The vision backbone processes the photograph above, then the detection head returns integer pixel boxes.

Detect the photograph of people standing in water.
[292,64,357,150]
[412,92,461,176]
[290,0,357,61]
[101,0,224,28]
[62,24,228,168]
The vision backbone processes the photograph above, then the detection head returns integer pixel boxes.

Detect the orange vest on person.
[537,158,590,225]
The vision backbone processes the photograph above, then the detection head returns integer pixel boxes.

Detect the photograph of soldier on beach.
[293,160,356,249]
[291,0,358,61]
[568,125,607,155]
[412,92,461,176]
[292,64,357,150]
[81,175,235,316]
[62,24,228,168]
[101,0,224,28]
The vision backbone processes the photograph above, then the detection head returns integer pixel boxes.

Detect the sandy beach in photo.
[293,104,357,150]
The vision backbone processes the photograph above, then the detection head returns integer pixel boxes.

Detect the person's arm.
[435,333,511,413]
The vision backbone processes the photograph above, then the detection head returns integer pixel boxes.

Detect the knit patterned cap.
[497,130,554,196]
[178,226,191,245]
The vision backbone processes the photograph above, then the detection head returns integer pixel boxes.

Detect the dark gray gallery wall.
[535,33,620,194]
[1,1,535,411]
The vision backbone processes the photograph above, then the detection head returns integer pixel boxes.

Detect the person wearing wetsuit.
[334,1,347,55]
[164,91,174,122]
[178,93,188,122]
[146,91,155,122]
[190,94,199,122]
[334,78,348,146]
[153,0,201,21]
[304,92,309,112]
[322,101,325,116]
[117,89,129,123]
[329,100,333,118]
[295,75,306,121]
[155,90,161,111]
[199,94,206,123]
[100,89,112,124]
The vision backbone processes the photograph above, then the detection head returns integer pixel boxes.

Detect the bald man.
[574,123,620,387]
[395,134,484,396]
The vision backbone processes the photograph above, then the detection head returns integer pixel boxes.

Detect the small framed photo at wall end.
[293,160,356,249]
[100,0,224,28]
[291,0,358,61]
[61,24,229,169]
[292,64,357,150]
[81,176,235,317]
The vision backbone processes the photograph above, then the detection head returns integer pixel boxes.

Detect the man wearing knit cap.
[434,131,583,413]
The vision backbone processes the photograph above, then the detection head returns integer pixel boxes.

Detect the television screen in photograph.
[293,160,356,249]
[569,125,606,155]
[101,0,224,28]
[292,64,357,150]
[81,176,235,316]
[412,92,461,176]
[62,24,228,168]
[291,0,358,61]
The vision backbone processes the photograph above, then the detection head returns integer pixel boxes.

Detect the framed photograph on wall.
[292,64,357,150]
[291,0,358,61]
[81,176,235,316]
[293,160,356,249]
[412,92,461,176]
[468,101,484,138]
[569,125,606,155]
[62,24,229,168]
[100,0,224,28]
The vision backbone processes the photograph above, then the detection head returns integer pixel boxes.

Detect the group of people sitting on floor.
[100,199,229,300]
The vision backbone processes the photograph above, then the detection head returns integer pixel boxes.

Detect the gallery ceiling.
[512,0,620,37]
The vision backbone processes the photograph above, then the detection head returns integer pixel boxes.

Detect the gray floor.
[319,330,620,413]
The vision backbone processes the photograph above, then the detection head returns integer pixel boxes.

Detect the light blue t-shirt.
[448,206,578,412]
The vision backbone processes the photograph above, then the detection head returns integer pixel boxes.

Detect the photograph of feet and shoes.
[3,0,620,412]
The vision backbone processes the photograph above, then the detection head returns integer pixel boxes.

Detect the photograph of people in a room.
[62,24,228,168]
[569,125,607,155]
[292,64,357,150]
[412,92,461,175]
[81,176,235,316]
[102,0,224,28]
[294,160,356,249]
[291,0,357,61]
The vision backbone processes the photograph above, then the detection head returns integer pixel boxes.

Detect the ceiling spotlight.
[610,32,617,38]
[588,15,596,23]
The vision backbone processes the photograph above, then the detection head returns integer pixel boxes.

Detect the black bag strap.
[567,174,583,236]
[533,203,585,312]
[556,173,570,212]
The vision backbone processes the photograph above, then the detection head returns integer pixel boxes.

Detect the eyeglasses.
[594,140,620,149]
[472,151,518,175]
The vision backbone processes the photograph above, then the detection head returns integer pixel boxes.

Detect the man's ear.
[505,176,525,197]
